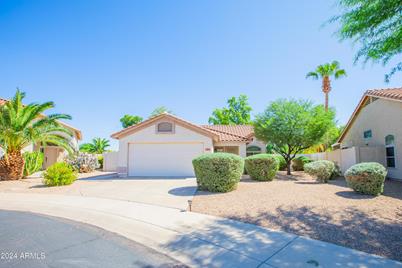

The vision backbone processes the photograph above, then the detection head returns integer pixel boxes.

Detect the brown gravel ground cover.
[192,171,402,261]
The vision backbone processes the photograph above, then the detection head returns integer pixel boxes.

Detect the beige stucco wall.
[117,120,214,177]
[341,98,402,179]
[103,151,118,172]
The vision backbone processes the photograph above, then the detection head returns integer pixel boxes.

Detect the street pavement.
[0,210,184,268]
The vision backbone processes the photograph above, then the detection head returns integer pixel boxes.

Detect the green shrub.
[23,151,44,177]
[331,163,342,179]
[43,162,77,186]
[291,156,313,171]
[269,154,286,170]
[97,155,104,169]
[304,160,335,183]
[344,162,387,195]
[192,153,244,192]
[245,154,279,181]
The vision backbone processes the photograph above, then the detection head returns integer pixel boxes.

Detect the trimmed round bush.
[245,154,279,181]
[304,160,335,183]
[43,162,77,186]
[192,153,244,192]
[344,162,387,196]
[270,154,286,170]
[292,156,313,171]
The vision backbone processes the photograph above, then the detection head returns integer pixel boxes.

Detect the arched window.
[385,135,395,168]
[246,145,261,156]
[157,122,173,133]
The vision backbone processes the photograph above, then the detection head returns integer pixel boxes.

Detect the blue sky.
[1,0,401,149]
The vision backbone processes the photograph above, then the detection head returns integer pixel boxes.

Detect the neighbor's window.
[363,130,372,139]
[385,135,396,168]
[157,122,173,133]
[246,146,262,156]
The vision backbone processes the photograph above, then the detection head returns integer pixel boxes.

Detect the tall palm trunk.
[322,76,331,112]
[0,151,25,180]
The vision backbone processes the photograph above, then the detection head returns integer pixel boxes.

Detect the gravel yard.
[192,171,402,261]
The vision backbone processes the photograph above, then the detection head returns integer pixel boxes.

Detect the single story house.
[111,113,266,177]
[0,98,82,169]
[337,87,402,179]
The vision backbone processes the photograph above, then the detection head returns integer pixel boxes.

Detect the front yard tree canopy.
[120,114,143,128]
[254,99,335,175]
[208,94,252,125]
[332,0,402,82]
[0,90,74,180]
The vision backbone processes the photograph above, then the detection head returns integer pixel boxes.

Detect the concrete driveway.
[0,173,197,210]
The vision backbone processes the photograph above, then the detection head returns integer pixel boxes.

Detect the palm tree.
[306,61,347,111]
[0,90,74,180]
[79,138,110,154]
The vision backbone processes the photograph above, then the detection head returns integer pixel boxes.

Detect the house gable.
[340,98,402,148]
[338,87,402,144]
[111,113,219,141]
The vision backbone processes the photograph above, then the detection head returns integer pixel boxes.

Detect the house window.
[157,122,173,133]
[363,130,372,139]
[246,146,262,156]
[385,135,396,168]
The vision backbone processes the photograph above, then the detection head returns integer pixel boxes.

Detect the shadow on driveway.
[168,186,197,196]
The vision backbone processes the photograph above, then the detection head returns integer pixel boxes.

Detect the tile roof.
[201,125,254,142]
[366,87,402,101]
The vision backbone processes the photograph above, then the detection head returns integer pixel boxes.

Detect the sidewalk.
[0,192,400,268]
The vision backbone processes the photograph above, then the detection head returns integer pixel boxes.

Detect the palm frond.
[335,69,347,79]
[306,72,319,79]
[0,90,74,153]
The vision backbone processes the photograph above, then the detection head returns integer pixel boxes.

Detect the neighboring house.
[111,113,266,177]
[337,87,402,179]
[0,98,82,169]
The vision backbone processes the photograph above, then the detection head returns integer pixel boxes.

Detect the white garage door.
[128,143,204,177]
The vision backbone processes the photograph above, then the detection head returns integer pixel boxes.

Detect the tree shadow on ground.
[228,205,402,262]
[168,186,197,196]
[335,191,376,199]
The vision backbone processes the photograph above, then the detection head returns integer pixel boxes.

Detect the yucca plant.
[0,90,74,180]
[306,61,347,111]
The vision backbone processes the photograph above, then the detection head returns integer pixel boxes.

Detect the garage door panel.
[128,143,203,177]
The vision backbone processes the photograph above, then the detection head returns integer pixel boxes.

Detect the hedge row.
[193,153,388,196]
[193,153,283,192]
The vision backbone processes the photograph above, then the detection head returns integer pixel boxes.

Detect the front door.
[43,147,60,169]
